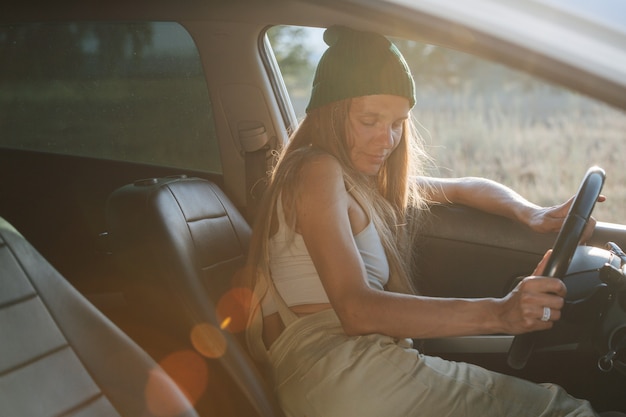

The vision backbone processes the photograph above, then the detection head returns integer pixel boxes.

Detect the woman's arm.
[417,176,602,240]
[295,156,565,339]
[418,176,554,229]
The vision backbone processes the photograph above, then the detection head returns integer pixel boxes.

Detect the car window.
[0,22,221,173]
[266,25,626,224]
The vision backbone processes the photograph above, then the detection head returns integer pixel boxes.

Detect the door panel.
[415,205,554,297]
[415,204,626,298]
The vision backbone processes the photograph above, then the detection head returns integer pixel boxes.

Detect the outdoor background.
[1,22,624,223]
[268,26,626,224]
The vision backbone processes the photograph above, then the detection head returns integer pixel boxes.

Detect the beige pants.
[268,309,598,417]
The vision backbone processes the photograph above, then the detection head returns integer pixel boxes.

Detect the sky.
[534,0,626,30]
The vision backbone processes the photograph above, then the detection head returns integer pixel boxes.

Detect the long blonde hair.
[244,98,429,359]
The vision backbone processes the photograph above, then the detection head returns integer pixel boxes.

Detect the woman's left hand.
[526,195,606,242]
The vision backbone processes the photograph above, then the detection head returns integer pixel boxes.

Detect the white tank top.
[262,197,389,316]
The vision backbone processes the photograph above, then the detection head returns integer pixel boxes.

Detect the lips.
[366,154,386,164]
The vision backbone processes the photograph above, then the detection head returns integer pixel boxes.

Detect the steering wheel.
[507,166,606,370]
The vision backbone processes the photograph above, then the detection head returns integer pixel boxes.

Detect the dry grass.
[414,88,626,224]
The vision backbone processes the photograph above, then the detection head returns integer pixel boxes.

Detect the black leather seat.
[105,176,282,417]
[0,216,199,417]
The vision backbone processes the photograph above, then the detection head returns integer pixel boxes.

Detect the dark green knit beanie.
[306,25,416,113]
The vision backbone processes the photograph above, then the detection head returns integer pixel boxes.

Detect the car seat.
[105,175,283,417]
[0,216,199,417]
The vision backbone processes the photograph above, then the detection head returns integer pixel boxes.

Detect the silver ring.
[541,306,551,322]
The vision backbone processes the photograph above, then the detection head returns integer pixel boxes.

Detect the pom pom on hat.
[306,26,415,112]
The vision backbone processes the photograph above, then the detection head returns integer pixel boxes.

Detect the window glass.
[0,22,221,173]
[267,25,626,223]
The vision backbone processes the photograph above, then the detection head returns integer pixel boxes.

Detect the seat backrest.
[105,176,282,417]
[106,176,251,317]
[0,216,198,417]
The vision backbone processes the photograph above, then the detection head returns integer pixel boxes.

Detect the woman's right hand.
[496,250,567,335]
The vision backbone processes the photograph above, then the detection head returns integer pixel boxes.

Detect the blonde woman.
[245,25,605,416]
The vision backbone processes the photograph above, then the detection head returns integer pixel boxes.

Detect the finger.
[578,195,604,242]
[537,305,562,323]
[553,196,575,217]
[543,216,566,233]
[546,278,567,297]
[541,200,572,233]
[520,276,567,297]
[537,291,566,310]
[580,217,597,243]
[520,285,566,310]
[531,250,552,276]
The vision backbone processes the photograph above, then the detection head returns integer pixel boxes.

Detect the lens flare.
[145,368,191,417]
[190,323,228,358]
[220,316,232,330]
[215,287,256,333]
[157,350,208,406]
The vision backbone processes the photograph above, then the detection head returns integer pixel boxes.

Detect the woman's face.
[347,94,410,176]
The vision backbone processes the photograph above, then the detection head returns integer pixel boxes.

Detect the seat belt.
[238,121,270,223]
[245,148,267,222]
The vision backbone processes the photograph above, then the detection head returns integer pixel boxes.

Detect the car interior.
[0,216,200,417]
[2,0,626,415]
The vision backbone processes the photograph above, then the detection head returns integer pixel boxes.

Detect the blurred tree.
[0,24,85,79]
[0,23,153,79]
[393,38,477,89]
[93,23,153,76]
[267,26,315,92]
[393,38,540,93]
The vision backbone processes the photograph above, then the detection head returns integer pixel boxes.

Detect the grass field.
[413,87,626,224]
[0,78,222,173]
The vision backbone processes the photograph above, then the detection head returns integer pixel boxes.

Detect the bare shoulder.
[289,151,350,219]
[299,151,343,176]
[291,150,365,235]
[297,152,345,193]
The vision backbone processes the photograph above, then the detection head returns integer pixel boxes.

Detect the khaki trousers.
[268,309,598,417]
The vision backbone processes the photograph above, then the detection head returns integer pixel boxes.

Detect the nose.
[375,124,396,149]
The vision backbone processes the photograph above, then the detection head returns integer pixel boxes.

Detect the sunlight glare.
[190,323,228,359]
[215,287,256,333]
[145,363,198,417]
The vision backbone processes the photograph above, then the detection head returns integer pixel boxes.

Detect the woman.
[245,25,603,416]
